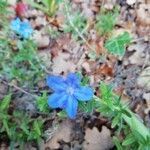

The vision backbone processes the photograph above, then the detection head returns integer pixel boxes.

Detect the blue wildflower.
[47,73,94,119]
[10,18,33,38]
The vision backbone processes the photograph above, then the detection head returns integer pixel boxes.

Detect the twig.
[35,56,51,74]
[0,76,37,98]
[64,1,96,52]
[131,35,150,43]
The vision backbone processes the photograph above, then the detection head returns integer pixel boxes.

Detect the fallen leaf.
[137,67,150,90]
[45,120,73,149]
[128,42,148,65]
[52,52,76,75]
[88,38,106,55]
[94,63,114,77]
[32,31,50,48]
[143,93,150,111]
[136,4,150,26]
[83,126,114,150]
[38,50,51,68]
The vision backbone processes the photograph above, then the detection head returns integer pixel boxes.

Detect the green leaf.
[105,32,132,56]
[81,75,90,86]
[57,110,67,119]
[113,136,123,150]
[112,113,121,128]
[20,121,30,135]
[0,94,11,111]
[3,119,11,137]
[122,133,136,146]
[33,120,42,136]
[36,92,49,112]
[122,112,150,140]
[79,100,96,114]
[96,7,119,35]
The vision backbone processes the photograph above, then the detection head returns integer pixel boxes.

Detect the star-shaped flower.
[10,18,33,38]
[47,73,94,119]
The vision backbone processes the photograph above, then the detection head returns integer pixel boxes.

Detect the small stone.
[126,0,136,5]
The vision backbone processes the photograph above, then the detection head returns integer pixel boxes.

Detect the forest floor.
[0,0,150,150]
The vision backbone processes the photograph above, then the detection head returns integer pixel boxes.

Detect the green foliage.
[79,100,96,114]
[96,83,150,149]
[0,38,45,87]
[0,0,7,15]
[0,95,44,148]
[63,1,88,41]
[96,7,119,35]
[57,110,67,119]
[27,0,62,16]
[0,94,11,111]
[36,92,49,112]
[0,0,10,29]
[105,32,132,56]
[47,26,60,39]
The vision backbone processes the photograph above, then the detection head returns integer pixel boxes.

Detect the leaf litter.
[0,0,150,149]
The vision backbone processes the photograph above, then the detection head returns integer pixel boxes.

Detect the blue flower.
[47,73,94,119]
[10,18,33,38]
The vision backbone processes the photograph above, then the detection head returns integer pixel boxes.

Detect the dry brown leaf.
[143,93,150,115]
[94,64,114,77]
[137,67,150,90]
[45,120,73,149]
[114,87,130,103]
[52,52,76,75]
[38,50,51,68]
[83,126,114,150]
[143,92,150,106]
[128,42,148,65]
[88,38,106,55]
[136,4,150,26]
[32,31,50,48]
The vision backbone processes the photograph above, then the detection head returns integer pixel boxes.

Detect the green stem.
[122,108,150,139]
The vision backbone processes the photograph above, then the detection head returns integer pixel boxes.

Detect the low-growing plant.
[27,0,62,16]
[95,82,150,149]
[37,91,49,113]
[63,0,88,42]
[0,95,44,149]
[47,26,60,39]
[0,39,45,87]
[96,7,119,36]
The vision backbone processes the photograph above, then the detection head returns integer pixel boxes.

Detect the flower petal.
[65,96,78,119]
[10,18,21,32]
[20,21,33,38]
[46,75,67,91]
[74,86,93,101]
[65,73,81,87]
[48,92,68,108]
